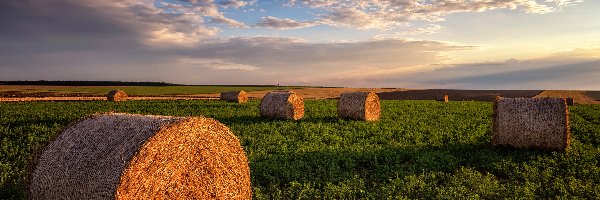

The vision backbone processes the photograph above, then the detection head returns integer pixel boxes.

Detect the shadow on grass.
[249,142,549,194]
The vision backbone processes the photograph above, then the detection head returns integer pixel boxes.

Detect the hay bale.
[259,91,304,120]
[220,91,248,103]
[107,90,127,102]
[492,97,570,151]
[436,95,448,102]
[337,92,380,121]
[29,113,251,200]
[566,97,574,106]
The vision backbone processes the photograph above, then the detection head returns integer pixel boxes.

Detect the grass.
[1,100,599,199]
[0,85,302,96]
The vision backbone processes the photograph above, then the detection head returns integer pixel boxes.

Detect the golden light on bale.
[337,92,380,121]
[492,97,570,151]
[220,91,248,103]
[29,113,251,200]
[436,95,448,102]
[107,90,128,102]
[259,91,304,120]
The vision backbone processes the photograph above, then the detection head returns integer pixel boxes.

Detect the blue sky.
[0,0,599,89]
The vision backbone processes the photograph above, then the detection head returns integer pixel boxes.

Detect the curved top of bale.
[107,90,128,101]
[259,91,304,120]
[29,113,251,200]
[337,92,380,121]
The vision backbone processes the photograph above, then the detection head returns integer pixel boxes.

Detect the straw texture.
[220,91,248,103]
[337,92,380,121]
[492,97,570,151]
[436,95,448,102]
[107,90,127,102]
[259,91,304,120]
[29,113,251,200]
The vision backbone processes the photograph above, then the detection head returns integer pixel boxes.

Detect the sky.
[0,0,599,89]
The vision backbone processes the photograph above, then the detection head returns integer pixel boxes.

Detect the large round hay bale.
[29,113,251,200]
[220,91,248,103]
[259,91,304,120]
[493,97,570,151]
[337,92,380,121]
[107,90,127,102]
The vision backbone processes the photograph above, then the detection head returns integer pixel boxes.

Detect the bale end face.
[259,91,304,120]
[107,90,128,102]
[337,92,380,121]
[492,97,570,151]
[220,91,248,103]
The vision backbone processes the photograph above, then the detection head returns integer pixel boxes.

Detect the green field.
[1,100,599,199]
[0,85,302,96]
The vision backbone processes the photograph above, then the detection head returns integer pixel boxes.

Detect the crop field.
[0,85,300,97]
[1,100,599,199]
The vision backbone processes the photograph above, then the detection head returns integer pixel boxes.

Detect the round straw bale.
[565,97,574,106]
[220,91,248,103]
[492,97,570,151]
[436,95,448,102]
[259,91,304,120]
[337,92,380,121]
[107,90,127,102]
[29,113,251,200]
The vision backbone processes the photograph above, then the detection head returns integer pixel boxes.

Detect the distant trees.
[0,80,180,86]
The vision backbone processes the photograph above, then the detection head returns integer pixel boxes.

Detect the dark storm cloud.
[0,0,146,54]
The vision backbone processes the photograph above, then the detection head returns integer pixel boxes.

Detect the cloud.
[254,16,317,29]
[0,0,251,47]
[217,0,255,8]
[0,0,596,89]
[289,0,583,29]
[335,48,600,89]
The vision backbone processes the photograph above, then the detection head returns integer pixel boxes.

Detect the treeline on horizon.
[0,80,308,87]
[0,80,180,86]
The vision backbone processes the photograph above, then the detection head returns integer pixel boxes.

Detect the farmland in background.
[0,85,303,97]
[1,100,599,199]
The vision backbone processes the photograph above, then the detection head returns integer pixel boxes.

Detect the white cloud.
[288,0,583,29]
[254,16,317,29]
[177,58,260,70]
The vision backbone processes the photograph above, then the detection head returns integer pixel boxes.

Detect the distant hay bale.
[107,90,127,102]
[436,95,448,102]
[566,97,574,106]
[220,91,248,103]
[259,91,304,120]
[492,97,570,151]
[29,113,251,200]
[337,92,380,121]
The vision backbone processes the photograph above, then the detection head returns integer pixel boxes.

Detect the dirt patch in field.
[534,90,600,104]
[378,89,543,102]
[585,91,600,101]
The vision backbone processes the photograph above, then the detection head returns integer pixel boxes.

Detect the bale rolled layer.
[220,91,248,103]
[29,113,251,200]
[337,92,380,121]
[492,97,570,151]
[259,91,304,120]
[107,90,127,102]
